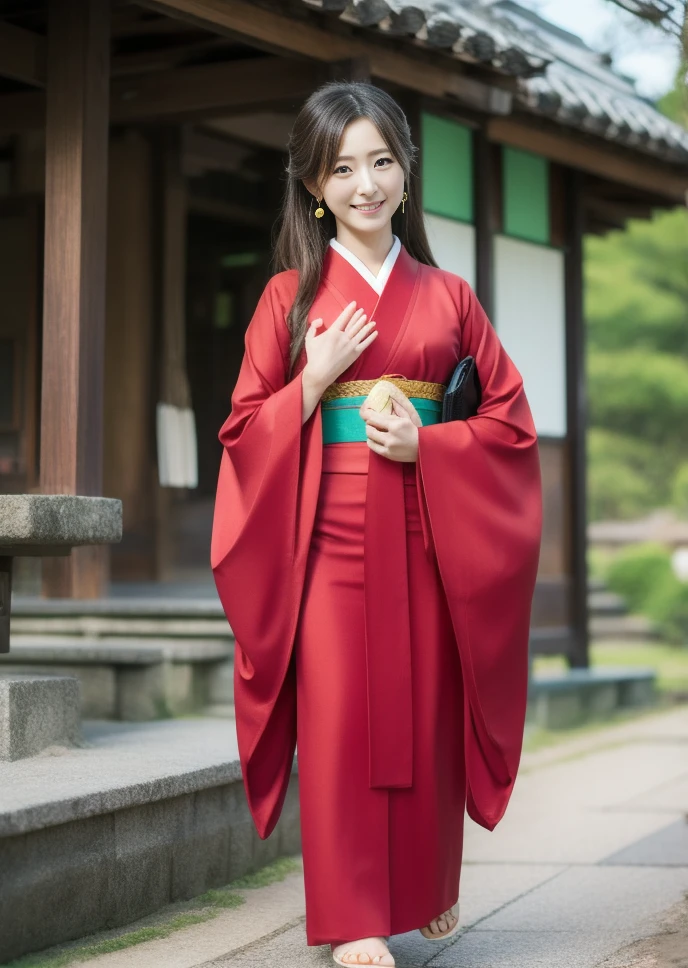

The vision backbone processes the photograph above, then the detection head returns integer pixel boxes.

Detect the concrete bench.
[528,666,657,729]
[0,636,233,720]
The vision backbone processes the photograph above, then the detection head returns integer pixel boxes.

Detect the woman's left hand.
[360,398,419,462]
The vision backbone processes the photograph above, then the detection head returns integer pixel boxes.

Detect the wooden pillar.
[154,130,189,579]
[473,127,494,319]
[104,131,156,581]
[564,168,589,668]
[40,0,111,598]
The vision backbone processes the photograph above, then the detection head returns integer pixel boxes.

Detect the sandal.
[331,936,395,966]
[418,903,460,941]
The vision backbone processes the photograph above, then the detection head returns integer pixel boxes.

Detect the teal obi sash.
[321,395,442,444]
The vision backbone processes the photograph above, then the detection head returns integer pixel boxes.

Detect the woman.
[211,81,542,967]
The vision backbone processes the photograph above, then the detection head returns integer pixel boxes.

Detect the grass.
[3,856,303,968]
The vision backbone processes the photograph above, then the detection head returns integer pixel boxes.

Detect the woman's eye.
[333,157,394,175]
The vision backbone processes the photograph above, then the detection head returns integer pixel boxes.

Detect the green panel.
[421,113,473,223]
[502,147,550,244]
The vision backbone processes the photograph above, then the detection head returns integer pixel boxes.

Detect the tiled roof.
[300,0,688,164]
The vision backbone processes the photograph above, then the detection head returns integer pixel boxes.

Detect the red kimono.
[211,242,542,947]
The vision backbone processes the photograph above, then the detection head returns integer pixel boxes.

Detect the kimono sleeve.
[415,277,543,832]
[211,269,323,840]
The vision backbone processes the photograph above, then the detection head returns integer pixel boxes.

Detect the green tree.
[584,69,688,520]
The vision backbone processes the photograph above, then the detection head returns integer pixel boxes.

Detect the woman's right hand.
[303,301,378,390]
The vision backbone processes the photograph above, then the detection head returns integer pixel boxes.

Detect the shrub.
[606,542,688,645]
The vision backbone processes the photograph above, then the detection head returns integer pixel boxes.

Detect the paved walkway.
[71,705,688,968]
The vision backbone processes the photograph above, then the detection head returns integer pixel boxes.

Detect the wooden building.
[1,0,687,667]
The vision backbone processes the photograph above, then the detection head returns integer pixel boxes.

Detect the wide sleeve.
[415,278,543,832]
[211,271,323,840]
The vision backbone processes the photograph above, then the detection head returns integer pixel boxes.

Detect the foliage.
[587,430,656,520]
[671,461,688,516]
[587,349,688,448]
[605,542,688,642]
[584,64,688,521]
[584,207,688,520]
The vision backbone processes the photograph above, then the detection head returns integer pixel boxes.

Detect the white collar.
[329,235,401,296]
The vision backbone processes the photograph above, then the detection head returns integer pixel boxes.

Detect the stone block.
[116,664,167,720]
[585,683,618,718]
[163,661,196,715]
[0,812,116,964]
[0,675,82,761]
[618,676,656,707]
[0,494,122,551]
[535,690,583,729]
[168,786,233,900]
[209,656,235,705]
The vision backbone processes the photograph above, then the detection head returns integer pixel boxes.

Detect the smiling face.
[306,116,405,243]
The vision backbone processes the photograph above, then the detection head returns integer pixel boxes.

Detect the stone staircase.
[1,596,235,720]
[587,576,662,641]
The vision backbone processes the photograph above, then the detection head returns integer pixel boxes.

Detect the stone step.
[10,614,233,638]
[0,718,300,964]
[11,596,227,618]
[10,596,234,640]
[588,589,629,617]
[590,613,662,641]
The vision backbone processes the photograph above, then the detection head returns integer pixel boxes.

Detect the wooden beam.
[137,0,513,112]
[40,0,111,598]
[0,20,46,87]
[110,56,326,122]
[0,56,326,131]
[182,127,254,175]
[584,196,655,224]
[488,117,688,203]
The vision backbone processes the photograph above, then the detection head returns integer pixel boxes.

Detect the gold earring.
[401,191,408,214]
[314,196,325,218]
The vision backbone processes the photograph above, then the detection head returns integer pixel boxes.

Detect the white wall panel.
[423,212,475,288]
[494,235,566,438]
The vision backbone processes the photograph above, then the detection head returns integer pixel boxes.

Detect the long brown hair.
[272,81,437,378]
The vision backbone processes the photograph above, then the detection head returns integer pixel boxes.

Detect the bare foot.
[422,907,458,938]
[332,936,395,965]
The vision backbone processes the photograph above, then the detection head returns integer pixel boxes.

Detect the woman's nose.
[356,170,377,195]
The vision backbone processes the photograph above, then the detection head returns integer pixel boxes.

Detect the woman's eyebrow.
[334,148,390,162]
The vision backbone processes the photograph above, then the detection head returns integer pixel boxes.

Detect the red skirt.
[294,441,466,947]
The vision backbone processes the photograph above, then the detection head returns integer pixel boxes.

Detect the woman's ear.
[302,177,319,198]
